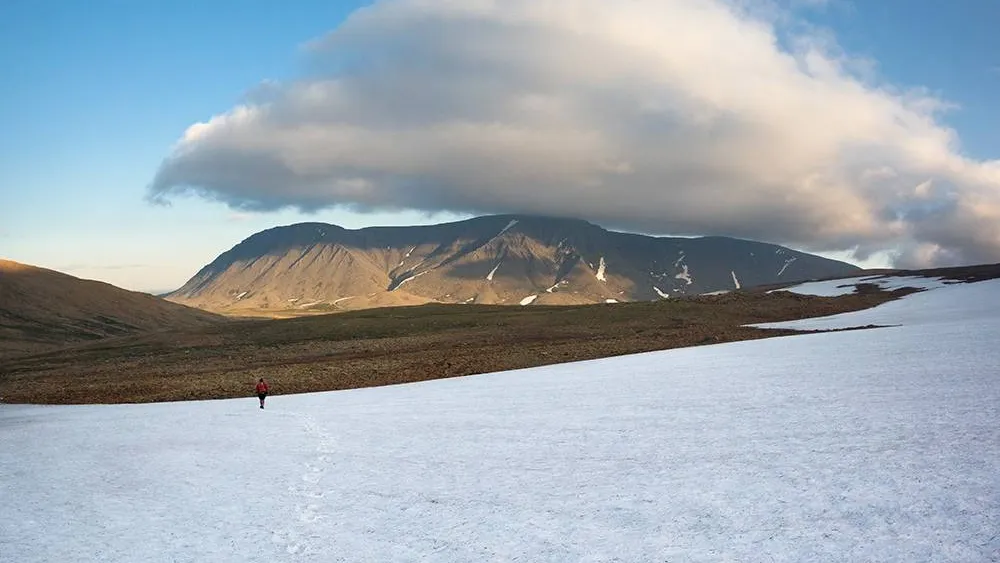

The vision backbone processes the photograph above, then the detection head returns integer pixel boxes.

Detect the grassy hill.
[0,259,223,357]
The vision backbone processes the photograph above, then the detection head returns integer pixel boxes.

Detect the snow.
[391,270,429,291]
[777,275,952,298]
[398,246,417,267]
[331,297,354,305]
[595,257,607,282]
[497,219,518,237]
[235,291,248,300]
[675,264,693,285]
[777,256,797,276]
[3,281,1000,561]
[673,252,685,268]
[519,294,538,306]
[545,280,567,293]
[653,286,670,299]
[296,300,324,309]
[486,262,501,281]
[772,276,874,297]
[604,299,618,304]
[731,270,741,289]
[864,275,951,292]
[755,278,1000,332]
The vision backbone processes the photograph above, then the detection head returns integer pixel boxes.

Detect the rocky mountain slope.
[166,215,859,315]
[0,259,223,357]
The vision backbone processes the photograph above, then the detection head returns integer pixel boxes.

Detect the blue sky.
[2,0,998,292]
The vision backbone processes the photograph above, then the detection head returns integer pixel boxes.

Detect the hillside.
[166,215,859,315]
[0,259,223,357]
[1,283,910,405]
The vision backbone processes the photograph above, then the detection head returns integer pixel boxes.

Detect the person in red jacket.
[255,378,269,409]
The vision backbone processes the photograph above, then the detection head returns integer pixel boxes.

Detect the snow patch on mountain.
[595,257,607,282]
[234,291,248,300]
[486,262,501,281]
[546,280,568,293]
[397,246,417,267]
[391,270,430,291]
[497,220,519,237]
[653,286,670,299]
[674,252,685,268]
[604,299,618,304]
[675,264,693,285]
[731,271,741,290]
[777,256,797,276]
[519,295,538,306]
[490,219,517,241]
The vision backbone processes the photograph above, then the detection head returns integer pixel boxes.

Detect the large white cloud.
[149,0,1000,267]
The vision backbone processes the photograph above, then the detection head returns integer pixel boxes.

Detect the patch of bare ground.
[751,262,1000,293]
[0,288,919,405]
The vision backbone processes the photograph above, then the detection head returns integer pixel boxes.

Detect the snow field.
[776,275,952,298]
[756,277,1000,331]
[2,279,999,561]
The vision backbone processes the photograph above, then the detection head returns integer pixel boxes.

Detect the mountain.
[166,215,860,314]
[0,259,223,357]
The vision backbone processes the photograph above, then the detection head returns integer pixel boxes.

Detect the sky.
[2,0,999,292]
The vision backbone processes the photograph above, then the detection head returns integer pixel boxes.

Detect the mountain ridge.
[166,215,861,315]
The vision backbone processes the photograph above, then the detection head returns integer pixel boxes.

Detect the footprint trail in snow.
[271,412,339,558]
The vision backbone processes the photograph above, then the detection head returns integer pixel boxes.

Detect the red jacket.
[255,381,269,393]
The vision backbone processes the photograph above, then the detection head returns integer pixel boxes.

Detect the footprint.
[271,529,301,554]
[299,504,324,523]
[287,485,326,498]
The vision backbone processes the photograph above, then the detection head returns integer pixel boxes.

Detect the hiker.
[255,378,269,409]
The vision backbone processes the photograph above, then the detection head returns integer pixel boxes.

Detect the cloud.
[227,211,258,222]
[148,0,1000,268]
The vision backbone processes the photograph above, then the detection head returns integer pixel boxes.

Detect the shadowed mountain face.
[0,259,223,357]
[166,215,860,314]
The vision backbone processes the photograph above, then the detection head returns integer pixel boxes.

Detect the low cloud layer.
[149,0,1000,267]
